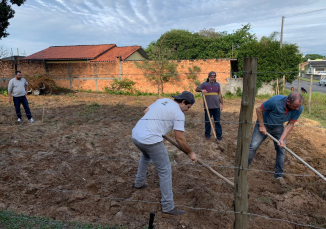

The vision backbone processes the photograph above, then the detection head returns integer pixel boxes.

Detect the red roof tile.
[91,46,142,62]
[23,44,116,60]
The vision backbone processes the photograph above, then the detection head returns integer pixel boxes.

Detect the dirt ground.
[0,92,325,229]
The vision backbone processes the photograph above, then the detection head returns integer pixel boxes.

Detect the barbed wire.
[0,70,302,78]
[0,180,324,229]
[0,111,325,129]
[3,148,324,178]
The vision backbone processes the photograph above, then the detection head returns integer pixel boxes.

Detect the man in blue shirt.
[248,92,303,186]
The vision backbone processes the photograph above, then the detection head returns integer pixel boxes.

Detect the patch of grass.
[301,92,326,127]
[83,102,101,114]
[298,77,319,83]
[0,209,126,229]
[0,87,8,96]
[258,196,271,204]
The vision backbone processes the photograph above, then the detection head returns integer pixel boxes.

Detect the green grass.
[301,92,326,127]
[298,77,319,83]
[0,210,126,229]
[0,87,8,96]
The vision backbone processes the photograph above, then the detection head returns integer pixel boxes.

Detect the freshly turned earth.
[0,93,325,228]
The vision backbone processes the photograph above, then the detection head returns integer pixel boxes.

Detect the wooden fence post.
[234,57,257,229]
[309,74,313,114]
[298,71,301,93]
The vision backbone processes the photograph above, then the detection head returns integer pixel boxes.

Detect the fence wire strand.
[0,180,324,229]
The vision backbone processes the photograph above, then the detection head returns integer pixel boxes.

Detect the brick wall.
[1,59,231,93]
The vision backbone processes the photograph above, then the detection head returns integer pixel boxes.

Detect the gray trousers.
[132,138,174,212]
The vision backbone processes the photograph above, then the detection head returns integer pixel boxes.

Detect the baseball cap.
[208,71,216,77]
[172,91,195,104]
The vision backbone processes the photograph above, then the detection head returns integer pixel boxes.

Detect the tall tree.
[0,0,26,39]
[146,24,255,60]
[237,32,302,88]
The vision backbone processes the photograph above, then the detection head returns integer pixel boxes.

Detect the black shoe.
[205,136,211,140]
[134,183,148,189]
[217,136,222,140]
[162,207,184,216]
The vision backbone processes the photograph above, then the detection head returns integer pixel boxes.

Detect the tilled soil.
[0,92,325,229]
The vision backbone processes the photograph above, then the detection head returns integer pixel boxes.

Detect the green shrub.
[0,87,8,96]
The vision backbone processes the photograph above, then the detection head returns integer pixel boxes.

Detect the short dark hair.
[174,98,191,105]
[16,71,21,75]
[287,92,303,104]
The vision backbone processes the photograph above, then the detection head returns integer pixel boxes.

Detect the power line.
[286,7,326,18]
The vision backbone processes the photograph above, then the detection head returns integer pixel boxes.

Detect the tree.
[136,36,179,98]
[0,0,26,39]
[303,54,326,62]
[237,32,302,89]
[146,24,256,60]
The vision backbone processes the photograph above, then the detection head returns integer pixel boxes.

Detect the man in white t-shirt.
[8,71,34,123]
[132,91,197,216]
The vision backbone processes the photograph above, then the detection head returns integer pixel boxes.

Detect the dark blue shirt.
[261,95,303,126]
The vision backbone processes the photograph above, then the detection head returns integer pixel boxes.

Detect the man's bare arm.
[174,130,197,162]
[256,106,266,135]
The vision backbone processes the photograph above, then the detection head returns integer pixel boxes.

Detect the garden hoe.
[163,135,234,187]
[202,93,219,143]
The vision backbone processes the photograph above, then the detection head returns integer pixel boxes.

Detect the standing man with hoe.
[196,71,223,140]
[132,91,197,216]
[8,71,34,123]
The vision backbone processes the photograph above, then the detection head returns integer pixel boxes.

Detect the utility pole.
[280,16,285,94]
[280,16,284,49]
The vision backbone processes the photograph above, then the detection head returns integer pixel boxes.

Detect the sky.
[1,0,326,57]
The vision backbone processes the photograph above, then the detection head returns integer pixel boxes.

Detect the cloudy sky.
[1,0,326,57]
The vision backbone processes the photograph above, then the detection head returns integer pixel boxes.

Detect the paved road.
[285,79,326,93]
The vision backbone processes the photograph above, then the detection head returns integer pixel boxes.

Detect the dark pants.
[204,108,222,139]
[248,121,285,178]
[13,96,32,119]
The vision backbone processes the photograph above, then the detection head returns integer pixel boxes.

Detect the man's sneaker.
[134,183,148,189]
[28,118,34,123]
[17,118,22,122]
[217,136,223,140]
[277,177,286,186]
[205,136,211,140]
[162,207,184,216]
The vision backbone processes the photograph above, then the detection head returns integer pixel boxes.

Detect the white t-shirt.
[132,98,185,144]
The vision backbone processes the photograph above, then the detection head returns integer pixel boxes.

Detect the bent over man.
[195,71,223,140]
[248,92,303,186]
[8,71,34,123]
[132,91,197,216]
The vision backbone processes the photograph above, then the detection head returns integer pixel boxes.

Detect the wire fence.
[3,148,324,178]
[0,179,324,229]
[1,111,326,129]
[1,77,326,228]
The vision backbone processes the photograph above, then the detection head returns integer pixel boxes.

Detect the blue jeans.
[132,138,174,212]
[13,96,32,119]
[248,121,285,178]
[204,108,222,139]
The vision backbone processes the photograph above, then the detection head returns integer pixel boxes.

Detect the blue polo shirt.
[261,95,303,126]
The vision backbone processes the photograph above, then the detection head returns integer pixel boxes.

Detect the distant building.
[22,44,149,63]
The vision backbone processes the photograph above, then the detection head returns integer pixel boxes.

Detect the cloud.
[1,0,325,56]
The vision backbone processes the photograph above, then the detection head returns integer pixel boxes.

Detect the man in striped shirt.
[196,71,223,140]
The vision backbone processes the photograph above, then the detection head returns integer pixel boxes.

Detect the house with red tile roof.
[23,44,148,63]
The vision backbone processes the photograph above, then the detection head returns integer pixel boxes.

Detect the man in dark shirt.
[196,71,223,140]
